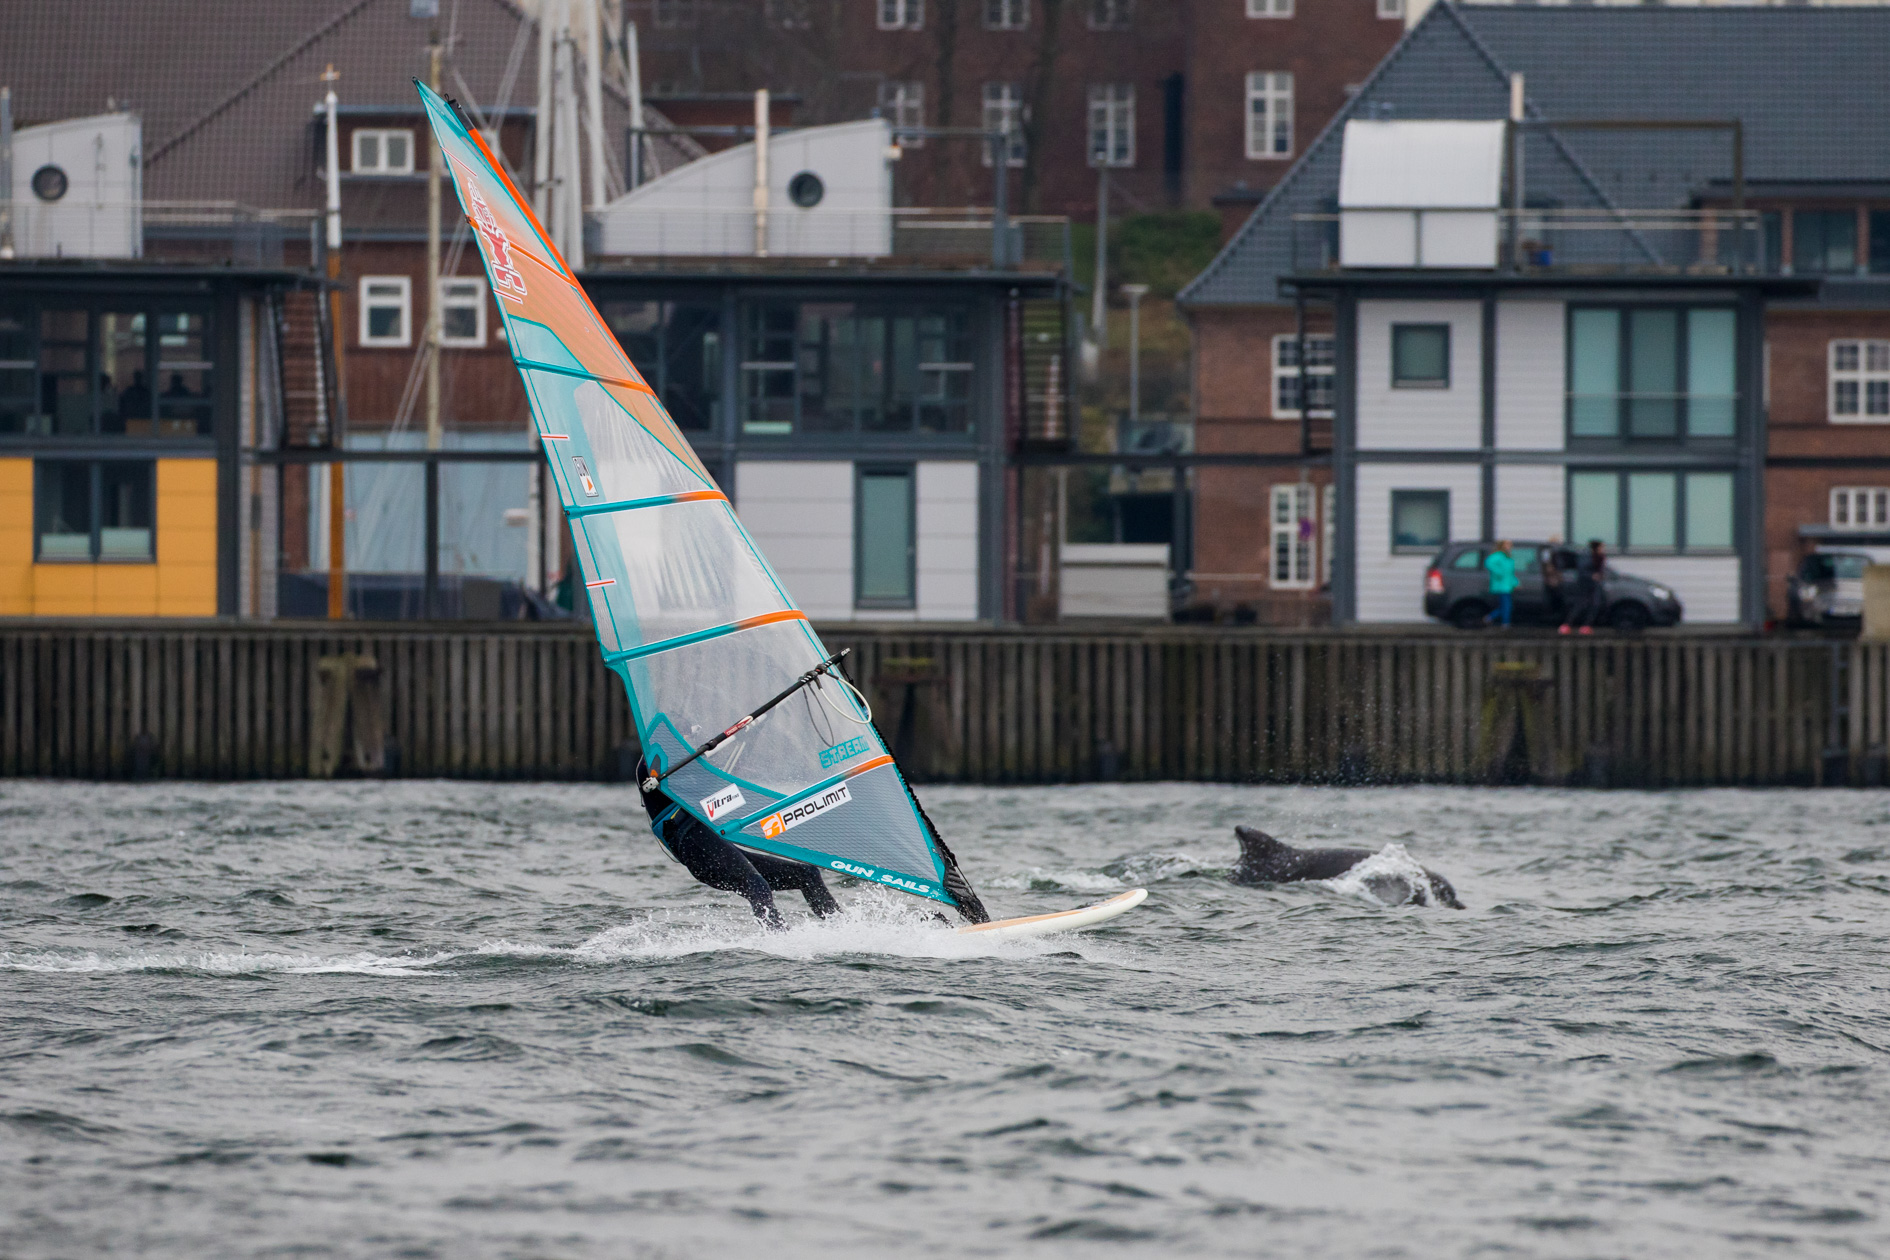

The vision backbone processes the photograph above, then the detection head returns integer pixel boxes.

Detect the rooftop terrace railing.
[1290,208,1774,277]
[588,206,1071,272]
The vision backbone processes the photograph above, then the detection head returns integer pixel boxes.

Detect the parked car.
[1787,547,1890,628]
[1423,541,1683,631]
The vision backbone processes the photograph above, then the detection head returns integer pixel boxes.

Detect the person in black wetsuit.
[635,757,839,928]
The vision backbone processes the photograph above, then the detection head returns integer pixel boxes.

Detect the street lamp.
[1121,283,1150,425]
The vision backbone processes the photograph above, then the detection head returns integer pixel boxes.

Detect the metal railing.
[589,206,1070,270]
[1,200,318,267]
[1291,208,1772,275]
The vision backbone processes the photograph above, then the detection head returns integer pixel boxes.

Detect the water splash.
[1322,843,1438,907]
[0,948,457,976]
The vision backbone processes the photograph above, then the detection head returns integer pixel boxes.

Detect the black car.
[1422,541,1684,631]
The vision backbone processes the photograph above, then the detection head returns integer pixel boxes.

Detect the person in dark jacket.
[1560,539,1609,635]
[635,757,839,928]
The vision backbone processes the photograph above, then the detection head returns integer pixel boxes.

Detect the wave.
[0,948,458,976]
[986,850,1222,893]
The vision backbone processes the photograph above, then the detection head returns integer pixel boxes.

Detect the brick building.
[624,0,1405,216]
[1181,2,1890,627]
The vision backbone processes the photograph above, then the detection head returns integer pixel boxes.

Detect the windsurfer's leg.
[746,850,841,918]
[661,820,784,927]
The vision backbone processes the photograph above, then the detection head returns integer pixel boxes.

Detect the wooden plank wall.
[0,624,1881,785]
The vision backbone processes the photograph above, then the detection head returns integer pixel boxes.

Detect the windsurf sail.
[415,82,986,921]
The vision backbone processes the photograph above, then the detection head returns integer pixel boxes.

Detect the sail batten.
[417,82,975,914]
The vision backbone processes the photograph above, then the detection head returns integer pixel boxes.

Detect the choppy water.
[2,781,1887,1259]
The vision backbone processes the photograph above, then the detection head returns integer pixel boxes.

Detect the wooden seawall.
[2,623,1886,786]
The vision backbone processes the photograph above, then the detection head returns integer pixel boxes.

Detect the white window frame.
[879,81,925,146]
[984,0,1029,30]
[1272,333,1334,419]
[877,0,923,30]
[438,276,487,349]
[1320,484,1336,588]
[1245,72,1294,160]
[1376,0,1404,19]
[1088,0,1132,30]
[1830,339,1890,423]
[981,82,1027,168]
[359,276,412,348]
[1087,84,1135,169]
[1270,483,1317,590]
[351,128,414,175]
[1247,0,1292,17]
[1831,486,1890,531]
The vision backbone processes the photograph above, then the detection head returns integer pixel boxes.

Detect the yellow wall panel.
[0,458,30,496]
[157,565,217,616]
[93,565,160,617]
[32,564,96,615]
[0,565,31,615]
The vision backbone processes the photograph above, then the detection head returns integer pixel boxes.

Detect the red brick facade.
[628,0,1401,215]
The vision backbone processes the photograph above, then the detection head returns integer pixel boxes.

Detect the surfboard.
[955,888,1147,940]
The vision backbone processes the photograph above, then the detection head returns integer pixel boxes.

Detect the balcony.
[587,206,1071,273]
[1,200,318,268]
[1290,208,1775,277]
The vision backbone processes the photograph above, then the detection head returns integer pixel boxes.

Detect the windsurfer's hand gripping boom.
[640,649,853,795]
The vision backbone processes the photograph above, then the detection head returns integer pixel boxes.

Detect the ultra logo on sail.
[758,782,851,839]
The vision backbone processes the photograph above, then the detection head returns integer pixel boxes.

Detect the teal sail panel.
[415,81,964,909]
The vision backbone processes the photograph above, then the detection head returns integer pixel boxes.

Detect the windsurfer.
[635,757,840,928]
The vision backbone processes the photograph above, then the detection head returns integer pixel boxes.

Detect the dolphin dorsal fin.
[1234,826,1284,861]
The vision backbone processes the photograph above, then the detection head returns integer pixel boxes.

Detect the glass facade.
[1568,469,1734,553]
[1567,305,1737,441]
[604,300,721,432]
[740,301,974,437]
[0,303,214,439]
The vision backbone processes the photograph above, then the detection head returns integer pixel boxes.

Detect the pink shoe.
[1578,625,1593,635]
[1558,625,1571,635]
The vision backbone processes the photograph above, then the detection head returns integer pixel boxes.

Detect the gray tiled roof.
[0,0,635,208]
[1182,1,1890,306]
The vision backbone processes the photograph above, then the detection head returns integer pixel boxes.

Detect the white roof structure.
[1338,119,1506,268]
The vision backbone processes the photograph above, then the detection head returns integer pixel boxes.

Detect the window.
[1391,324,1449,388]
[438,277,486,348]
[1792,209,1857,275]
[1247,0,1292,15]
[1391,489,1448,553]
[1272,333,1333,418]
[766,0,811,27]
[0,306,212,439]
[1830,340,1890,423]
[984,0,1028,29]
[857,466,916,608]
[34,459,154,562]
[878,81,925,145]
[1567,470,1734,552]
[605,300,722,433]
[1087,85,1134,168]
[1270,483,1316,588]
[1832,486,1890,531]
[981,83,1027,167]
[740,302,973,436]
[1376,0,1404,17]
[351,129,413,175]
[1871,211,1890,276]
[360,276,412,348]
[1321,484,1335,587]
[1088,0,1132,30]
[653,0,697,28]
[1245,72,1293,160]
[1567,306,1737,440]
[877,0,923,28]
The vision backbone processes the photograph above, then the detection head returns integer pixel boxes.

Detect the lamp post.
[1121,282,1149,425]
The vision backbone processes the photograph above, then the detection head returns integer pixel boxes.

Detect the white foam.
[0,948,458,976]
[1322,843,1436,906]
[987,850,1219,893]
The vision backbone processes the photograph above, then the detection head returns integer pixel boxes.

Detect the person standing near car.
[1560,539,1608,635]
[1483,540,1519,628]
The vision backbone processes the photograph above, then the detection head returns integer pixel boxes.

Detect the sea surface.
[2,781,1887,1259]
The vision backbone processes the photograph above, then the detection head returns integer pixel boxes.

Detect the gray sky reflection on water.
[1,780,1886,1258]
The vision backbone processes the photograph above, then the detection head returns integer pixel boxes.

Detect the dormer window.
[352,129,414,175]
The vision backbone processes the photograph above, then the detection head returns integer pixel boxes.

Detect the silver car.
[1788,548,1890,627]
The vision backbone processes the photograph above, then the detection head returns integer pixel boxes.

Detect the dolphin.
[1230,826,1464,909]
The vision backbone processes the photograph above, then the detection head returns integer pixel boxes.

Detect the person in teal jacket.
[1484,539,1519,628]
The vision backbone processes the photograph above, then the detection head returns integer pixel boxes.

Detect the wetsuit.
[635,758,839,928]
